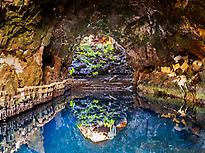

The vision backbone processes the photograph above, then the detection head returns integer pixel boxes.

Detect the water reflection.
[69,93,133,142]
[0,92,70,153]
[18,93,205,153]
[1,91,205,153]
[19,109,205,153]
[70,94,133,126]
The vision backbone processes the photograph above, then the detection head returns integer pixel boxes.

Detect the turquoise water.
[17,96,205,153]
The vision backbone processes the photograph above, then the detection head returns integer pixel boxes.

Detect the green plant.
[69,68,75,75]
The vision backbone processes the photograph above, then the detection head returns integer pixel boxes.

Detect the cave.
[0,0,205,152]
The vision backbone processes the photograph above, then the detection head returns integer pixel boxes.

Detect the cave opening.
[68,34,132,78]
[40,0,136,84]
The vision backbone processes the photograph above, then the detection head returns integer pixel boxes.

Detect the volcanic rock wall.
[0,0,73,95]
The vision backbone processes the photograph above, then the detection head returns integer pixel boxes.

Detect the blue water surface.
[17,106,205,153]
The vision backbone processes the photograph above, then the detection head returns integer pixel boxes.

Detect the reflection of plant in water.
[69,97,129,128]
[70,100,75,108]
[68,35,125,77]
